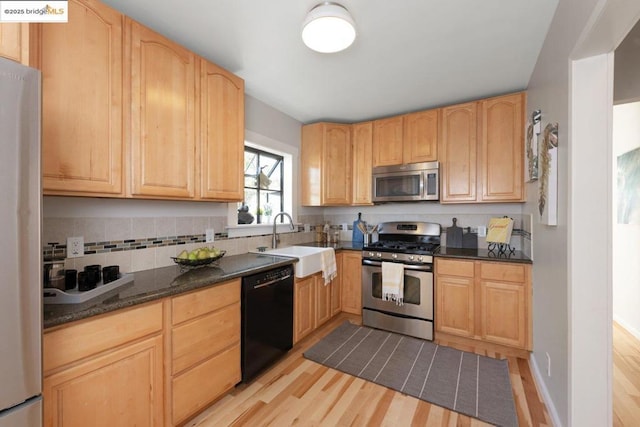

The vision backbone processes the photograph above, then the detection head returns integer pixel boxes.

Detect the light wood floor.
[189,314,552,426]
[613,321,640,427]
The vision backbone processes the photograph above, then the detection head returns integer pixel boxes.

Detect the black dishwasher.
[241,264,294,382]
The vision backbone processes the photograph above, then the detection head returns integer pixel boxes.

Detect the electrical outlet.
[477,226,487,237]
[205,228,215,243]
[546,352,551,376]
[67,236,84,258]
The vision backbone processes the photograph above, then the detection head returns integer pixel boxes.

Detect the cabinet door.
[323,124,352,205]
[440,102,478,203]
[0,23,29,64]
[435,275,475,337]
[351,122,373,205]
[36,0,124,195]
[341,252,362,315]
[129,20,196,198]
[479,280,526,348]
[403,109,438,164]
[199,60,244,201]
[294,276,315,343]
[300,123,323,206]
[479,92,525,202]
[372,116,404,167]
[331,254,343,316]
[315,275,332,327]
[43,335,163,427]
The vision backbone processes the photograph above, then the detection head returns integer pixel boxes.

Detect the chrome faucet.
[272,212,295,248]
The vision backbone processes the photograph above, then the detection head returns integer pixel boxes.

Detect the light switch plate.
[477,226,487,237]
[205,228,215,243]
[67,236,84,258]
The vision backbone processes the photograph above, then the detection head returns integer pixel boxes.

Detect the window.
[239,147,284,224]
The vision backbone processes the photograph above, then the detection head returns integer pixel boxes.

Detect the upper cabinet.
[0,23,30,64]
[403,109,439,164]
[199,60,244,201]
[351,121,373,205]
[129,20,196,199]
[440,92,525,203]
[372,109,438,167]
[440,102,478,202]
[372,116,403,167]
[35,0,125,196]
[479,92,525,202]
[301,122,352,206]
[29,0,245,201]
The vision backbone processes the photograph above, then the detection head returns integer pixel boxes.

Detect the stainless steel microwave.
[372,161,439,202]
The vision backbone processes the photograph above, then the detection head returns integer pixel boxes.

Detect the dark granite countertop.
[43,253,296,329]
[436,247,532,264]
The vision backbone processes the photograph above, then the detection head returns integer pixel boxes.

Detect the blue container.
[352,212,365,244]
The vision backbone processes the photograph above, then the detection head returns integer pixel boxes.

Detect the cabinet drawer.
[172,344,241,425]
[479,262,527,283]
[172,279,240,325]
[44,301,163,373]
[172,302,240,374]
[435,258,475,277]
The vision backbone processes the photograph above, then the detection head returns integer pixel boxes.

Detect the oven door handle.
[362,259,432,272]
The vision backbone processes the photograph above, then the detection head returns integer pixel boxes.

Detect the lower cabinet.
[435,258,532,350]
[341,251,362,315]
[170,279,241,425]
[43,279,242,427]
[294,264,342,343]
[43,302,164,427]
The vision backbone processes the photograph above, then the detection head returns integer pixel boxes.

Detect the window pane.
[264,193,282,220]
[244,151,258,188]
[267,162,282,191]
[239,189,257,224]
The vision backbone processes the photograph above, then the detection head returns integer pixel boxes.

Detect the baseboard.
[613,314,640,340]
[529,353,563,427]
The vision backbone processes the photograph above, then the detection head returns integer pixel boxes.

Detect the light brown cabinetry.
[43,302,164,427]
[199,60,244,201]
[170,279,241,425]
[479,92,525,201]
[294,258,342,343]
[372,116,404,167]
[440,92,525,203]
[435,257,531,350]
[129,19,196,199]
[351,121,373,205]
[341,251,362,315]
[403,109,439,164]
[34,0,125,196]
[372,110,439,167]
[301,122,352,206]
[0,23,29,64]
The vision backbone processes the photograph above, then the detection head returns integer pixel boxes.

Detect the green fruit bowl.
[171,250,226,268]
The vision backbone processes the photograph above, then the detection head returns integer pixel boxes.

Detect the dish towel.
[382,261,404,306]
[321,248,337,285]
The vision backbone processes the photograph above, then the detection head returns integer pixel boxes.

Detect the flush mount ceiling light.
[302,2,356,53]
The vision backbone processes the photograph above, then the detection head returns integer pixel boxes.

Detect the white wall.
[613,102,640,338]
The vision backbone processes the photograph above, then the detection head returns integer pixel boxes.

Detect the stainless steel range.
[361,221,441,340]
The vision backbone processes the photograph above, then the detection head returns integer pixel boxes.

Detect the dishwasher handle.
[252,274,293,289]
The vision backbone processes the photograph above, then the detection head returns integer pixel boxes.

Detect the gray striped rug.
[304,321,517,427]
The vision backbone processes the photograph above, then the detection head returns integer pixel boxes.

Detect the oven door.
[361,260,433,320]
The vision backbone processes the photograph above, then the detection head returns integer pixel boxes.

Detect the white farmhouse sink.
[260,246,333,278]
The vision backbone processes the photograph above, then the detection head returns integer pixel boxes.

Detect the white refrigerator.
[0,57,43,426]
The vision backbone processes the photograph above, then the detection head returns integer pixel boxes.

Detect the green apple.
[177,250,189,260]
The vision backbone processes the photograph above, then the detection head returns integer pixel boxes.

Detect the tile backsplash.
[43,211,532,274]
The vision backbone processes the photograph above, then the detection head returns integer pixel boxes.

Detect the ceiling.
[101,0,559,124]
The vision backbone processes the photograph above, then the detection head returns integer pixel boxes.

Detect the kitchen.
[1,0,638,426]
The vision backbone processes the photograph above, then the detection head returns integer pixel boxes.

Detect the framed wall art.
[526,109,541,182]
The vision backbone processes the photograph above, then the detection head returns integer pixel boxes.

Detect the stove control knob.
[408,255,415,261]
[368,252,375,257]
[376,252,382,258]
[391,253,398,259]
[418,256,424,262]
